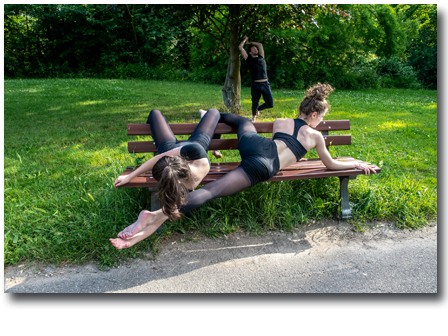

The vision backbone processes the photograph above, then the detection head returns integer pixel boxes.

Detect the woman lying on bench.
[110,83,376,249]
[114,108,221,220]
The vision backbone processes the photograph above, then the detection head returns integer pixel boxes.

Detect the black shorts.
[238,132,280,186]
[157,132,211,154]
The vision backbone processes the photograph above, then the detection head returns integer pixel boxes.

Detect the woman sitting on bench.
[110,83,376,249]
[114,108,221,222]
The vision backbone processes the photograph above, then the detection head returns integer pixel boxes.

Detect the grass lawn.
[4,79,437,267]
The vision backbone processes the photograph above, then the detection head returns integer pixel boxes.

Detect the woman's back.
[273,117,321,169]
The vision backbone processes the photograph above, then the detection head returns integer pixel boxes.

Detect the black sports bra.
[272,119,308,161]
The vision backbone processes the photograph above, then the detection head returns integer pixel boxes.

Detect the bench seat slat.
[118,157,380,188]
[128,135,351,153]
[127,120,350,135]
[123,157,360,175]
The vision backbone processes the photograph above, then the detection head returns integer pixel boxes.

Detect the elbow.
[323,160,337,170]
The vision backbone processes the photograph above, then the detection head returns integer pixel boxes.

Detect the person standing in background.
[239,35,274,122]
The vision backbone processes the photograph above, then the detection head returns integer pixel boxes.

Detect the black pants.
[251,81,274,116]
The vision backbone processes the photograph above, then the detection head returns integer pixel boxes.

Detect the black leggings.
[180,113,256,214]
[146,109,221,152]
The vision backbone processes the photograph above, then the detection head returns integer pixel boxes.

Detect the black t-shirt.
[246,55,268,82]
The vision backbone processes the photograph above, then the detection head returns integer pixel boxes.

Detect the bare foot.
[117,210,153,239]
[251,115,257,122]
[110,212,168,250]
[199,109,207,118]
[212,150,223,159]
[109,238,132,250]
[117,210,167,239]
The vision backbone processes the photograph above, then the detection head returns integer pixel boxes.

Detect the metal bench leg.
[339,176,357,219]
[148,187,163,234]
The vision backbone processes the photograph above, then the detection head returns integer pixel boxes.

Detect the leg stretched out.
[200,109,223,158]
[146,109,178,148]
[180,166,252,213]
[190,108,221,143]
[219,112,257,138]
[114,167,252,247]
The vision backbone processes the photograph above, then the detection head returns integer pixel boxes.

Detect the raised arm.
[248,40,264,57]
[314,132,376,175]
[239,35,249,60]
[114,147,182,187]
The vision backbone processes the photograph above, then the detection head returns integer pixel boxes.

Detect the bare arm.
[248,41,264,57]
[114,147,182,187]
[239,35,248,60]
[314,132,376,174]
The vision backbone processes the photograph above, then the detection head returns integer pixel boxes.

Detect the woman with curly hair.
[110,83,376,249]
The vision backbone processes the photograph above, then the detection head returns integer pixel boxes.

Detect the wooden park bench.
[118,119,381,221]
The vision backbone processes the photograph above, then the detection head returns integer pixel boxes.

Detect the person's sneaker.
[212,150,223,159]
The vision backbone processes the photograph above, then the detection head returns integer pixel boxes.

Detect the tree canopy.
[4,4,436,93]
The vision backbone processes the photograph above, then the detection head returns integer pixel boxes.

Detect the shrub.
[331,67,381,90]
[375,56,422,89]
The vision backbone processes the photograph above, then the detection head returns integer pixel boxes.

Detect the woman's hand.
[114,175,131,188]
[355,163,376,175]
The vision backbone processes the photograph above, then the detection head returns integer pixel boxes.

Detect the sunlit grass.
[4,79,437,267]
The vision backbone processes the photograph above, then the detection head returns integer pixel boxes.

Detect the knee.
[150,109,162,117]
[207,108,220,118]
[267,102,274,109]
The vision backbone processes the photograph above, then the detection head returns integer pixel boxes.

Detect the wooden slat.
[127,120,350,135]
[128,123,240,136]
[315,120,350,132]
[117,158,380,188]
[123,157,359,175]
[123,157,360,176]
[128,135,351,153]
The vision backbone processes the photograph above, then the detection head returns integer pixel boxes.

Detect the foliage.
[4,4,192,78]
[397,4,437,90]
[374,56,422,89]
[4,4,436,89]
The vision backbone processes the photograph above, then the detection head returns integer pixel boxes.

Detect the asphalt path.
[4,220,437,293]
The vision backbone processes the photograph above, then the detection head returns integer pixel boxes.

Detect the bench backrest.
[127,120,351,154]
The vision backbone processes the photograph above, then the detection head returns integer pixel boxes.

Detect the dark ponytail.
[298,83,334,118]
[152,156,191,222]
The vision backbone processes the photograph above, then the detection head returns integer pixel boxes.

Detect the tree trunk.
[222,6,241,114]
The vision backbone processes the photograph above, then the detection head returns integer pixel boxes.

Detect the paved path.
[4,221,437,293]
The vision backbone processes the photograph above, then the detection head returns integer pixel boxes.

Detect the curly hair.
[298,83,334,118]
[152,155,191,222]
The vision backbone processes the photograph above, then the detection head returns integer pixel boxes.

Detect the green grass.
[4,79,437,267]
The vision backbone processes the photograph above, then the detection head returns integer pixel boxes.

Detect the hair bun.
[305,83,334,101]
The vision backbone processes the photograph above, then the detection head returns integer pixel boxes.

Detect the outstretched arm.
[114,146,182,187]
[239,35,249,60]
[248,40,264,57]
[314,132,376,175]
